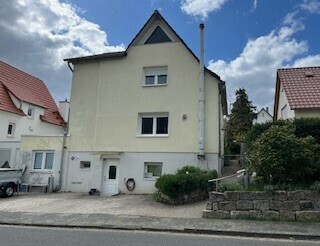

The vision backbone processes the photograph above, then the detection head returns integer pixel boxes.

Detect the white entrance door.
[102,159,119,196]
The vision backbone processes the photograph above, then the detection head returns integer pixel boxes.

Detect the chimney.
[59,99,70,123]
[198,23,205,158]
[266,107,269,113]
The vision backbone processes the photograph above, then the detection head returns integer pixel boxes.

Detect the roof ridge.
[278,66,320,70]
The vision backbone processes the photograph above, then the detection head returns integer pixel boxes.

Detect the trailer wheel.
[3,183,15,198]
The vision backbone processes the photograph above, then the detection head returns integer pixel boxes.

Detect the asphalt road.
[0,225,319,246]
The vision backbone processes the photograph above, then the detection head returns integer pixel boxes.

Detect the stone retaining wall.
[157,189,208,205]
[203,190,320,222]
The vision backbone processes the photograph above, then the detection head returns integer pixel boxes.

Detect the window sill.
[144,177,159,181]
[6,135,15,138]
[142,84,167,87]
[80,168,91,171]
[137,134,169,138]
[30,170,53,174]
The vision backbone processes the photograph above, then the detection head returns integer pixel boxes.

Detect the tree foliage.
[249,125,320,185]
[225,88,256,154]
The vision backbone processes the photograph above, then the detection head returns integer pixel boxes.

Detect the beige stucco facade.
[63,11,226,194]
[68,41,221,154]
[18,135,67,189]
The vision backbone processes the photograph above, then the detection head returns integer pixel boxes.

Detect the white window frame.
[80,161,91,170]
[7,122,15,137]
[138,113,169,137]
[144,162,163,179]
[33,151,54,170]
[143,66,168,86]
[27,107,35,119]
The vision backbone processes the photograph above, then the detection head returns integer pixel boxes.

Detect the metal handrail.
[209,169,246,192]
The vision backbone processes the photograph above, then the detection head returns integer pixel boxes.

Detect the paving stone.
[249,210,263,219]
[274,190,287,201]
[219,201,236,211]
[296,211,320,222]
[253,200,269,210]
[270,200,282,210]
[203,210,230,219]
[209,192,225,202]
[287,190,306,200]
[299,200,314,210]
[304,190,320,201]
[230,210,250,219]
[239,192,255,200]
[282,201,300,211]
[279,211,296,222]
[263,211,279,221]
[225,191,239,201]
[236,200,253,210]
[206,202,213,210]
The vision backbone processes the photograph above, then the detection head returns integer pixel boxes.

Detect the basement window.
[80,161,91,170]
[144,162,162,179]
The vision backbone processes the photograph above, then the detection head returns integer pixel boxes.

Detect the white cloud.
[0,0,125,102]
[300,0,320,14]
[208,12,309,113]
[181,0,228,19]
[251,0,258,12]
[292,55,320,67]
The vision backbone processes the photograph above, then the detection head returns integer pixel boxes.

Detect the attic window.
[305,71,314,77]
[145,26,172,44]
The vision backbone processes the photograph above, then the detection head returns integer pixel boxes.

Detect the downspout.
[67,62,74,72]
[56,128,67,191]
[56,62,73,191]
[198,23,205,159]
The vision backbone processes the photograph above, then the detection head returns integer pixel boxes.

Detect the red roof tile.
[278,67,320,109]
[0,60,65,126]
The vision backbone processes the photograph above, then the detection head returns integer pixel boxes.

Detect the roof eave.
[64,51,127,64]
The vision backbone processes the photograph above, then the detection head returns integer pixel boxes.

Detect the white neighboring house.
[63,11,227,195]
[253,108,273,124]
[0,60,68,188]
[274,67,320,120]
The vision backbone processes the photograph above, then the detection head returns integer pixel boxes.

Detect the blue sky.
[0,0,319,114]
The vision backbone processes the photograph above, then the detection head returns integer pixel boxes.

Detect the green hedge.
[249,125,320,185]
[155,166,218,199]
[246,118,320,149]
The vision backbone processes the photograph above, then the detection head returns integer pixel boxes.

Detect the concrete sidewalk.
[1,192,320,240]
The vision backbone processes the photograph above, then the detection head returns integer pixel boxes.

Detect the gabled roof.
[274,67,320,117]
[64,10,227,114]
[64,11,221,79]
[256,108,272,118]
[0,60,65,126]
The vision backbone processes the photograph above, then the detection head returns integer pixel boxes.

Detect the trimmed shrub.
[246,117,320,149]
[294,117,320,144]
[155,166,218,200]
[249,125,320,185]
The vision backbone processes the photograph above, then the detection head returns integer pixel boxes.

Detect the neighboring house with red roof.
[63,11,227,195]
[253,107,273,124]
[274,67,320,120]
[0,60,68,188]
